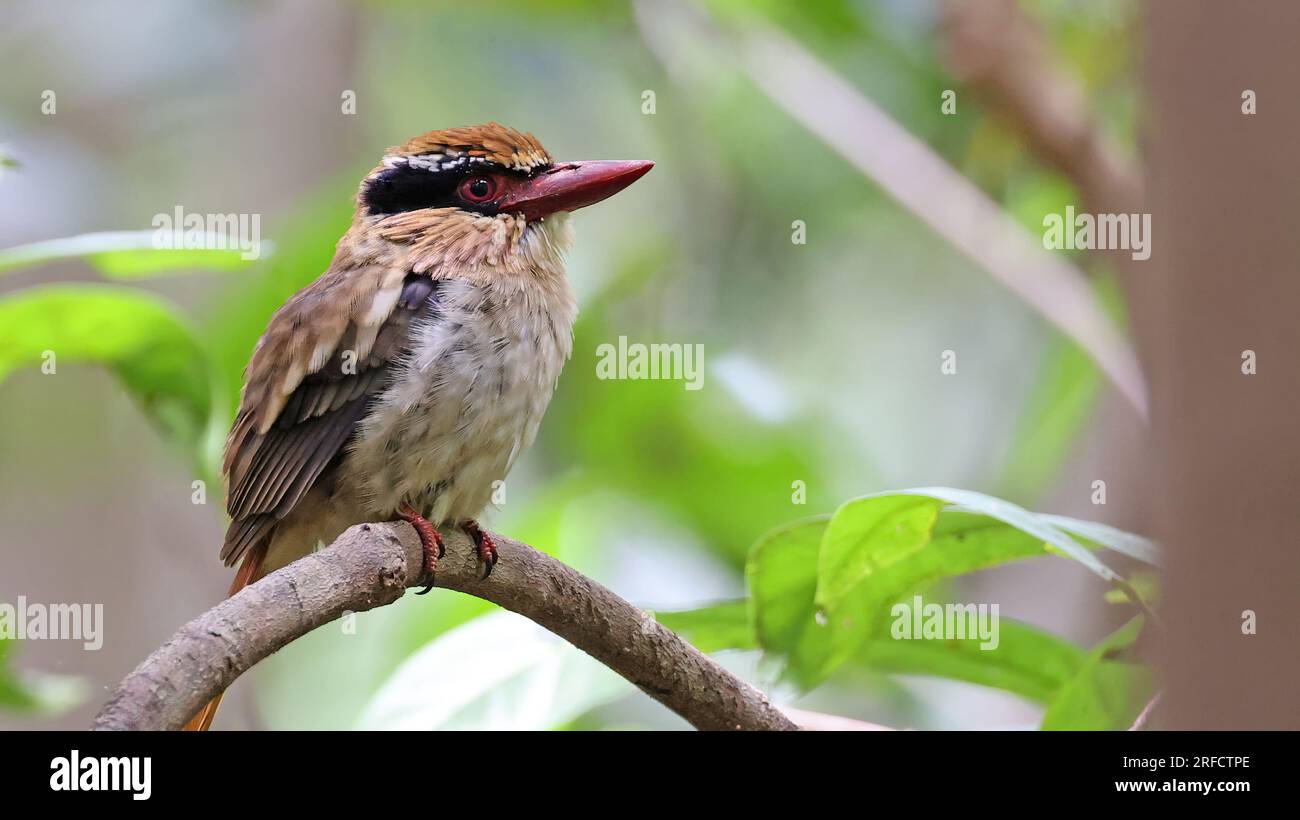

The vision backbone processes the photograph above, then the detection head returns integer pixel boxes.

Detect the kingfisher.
[186,123,653,729]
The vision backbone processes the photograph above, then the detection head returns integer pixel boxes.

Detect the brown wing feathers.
[219,269,439,568]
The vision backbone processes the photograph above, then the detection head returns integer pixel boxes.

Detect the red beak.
[500,160,654,220]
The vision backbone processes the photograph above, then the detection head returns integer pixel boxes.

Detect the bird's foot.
[397,503,443,594]
[460,519,498,580]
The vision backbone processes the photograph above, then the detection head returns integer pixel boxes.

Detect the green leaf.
[656,600,756,653]
[861,618,1087,705]
[749,511,1049,687]
[895,487,1125,583]
[814,494,944,608]
[811,509,1053,682]
[651,495,1148,709]
[0,285,213,445]
[747,492,1153,688]
[0,230,271,278]
[745,514,1089,700]
[747,516,832,681]
[649,597,1087,706]
[356,612,629,730]
[1041,617,1152,730]
[1041,514,1159,566]
[1104,571,1159,606]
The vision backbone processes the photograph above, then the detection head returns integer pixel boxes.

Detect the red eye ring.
[459,175,499,204]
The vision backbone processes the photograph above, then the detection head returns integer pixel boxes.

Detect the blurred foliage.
[0,285,215,452]
[0,638,86,716]
[998,274,1125,503]
[356,612,627,730]
[0,0,1155,729]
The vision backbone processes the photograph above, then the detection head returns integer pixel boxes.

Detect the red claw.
[461,519,498,580]
[397,503,443,594]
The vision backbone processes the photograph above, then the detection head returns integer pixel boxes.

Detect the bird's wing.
[219,267,439,567]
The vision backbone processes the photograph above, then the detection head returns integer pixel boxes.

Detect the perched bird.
[186,123,652,730]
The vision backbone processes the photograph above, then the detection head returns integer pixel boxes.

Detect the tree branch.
[92,522,798,731]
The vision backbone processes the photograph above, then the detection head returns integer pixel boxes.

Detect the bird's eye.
[458,176,499,203]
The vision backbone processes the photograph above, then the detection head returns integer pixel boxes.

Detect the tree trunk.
[1144,0,1300,729]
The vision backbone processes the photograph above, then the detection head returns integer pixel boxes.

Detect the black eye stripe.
[364,162,494,216]
[362,156,540,217]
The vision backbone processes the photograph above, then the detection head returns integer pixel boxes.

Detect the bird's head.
[354,123,653,277]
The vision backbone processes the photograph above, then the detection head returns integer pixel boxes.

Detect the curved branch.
[92,522,797,731]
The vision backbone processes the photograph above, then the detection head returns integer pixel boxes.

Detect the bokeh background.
[0,0,1153,730]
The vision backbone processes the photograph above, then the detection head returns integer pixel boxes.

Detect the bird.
[184,123,652,730]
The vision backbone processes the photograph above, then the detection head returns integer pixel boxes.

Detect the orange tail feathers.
[183,690,226,732]
[182,547,265,731]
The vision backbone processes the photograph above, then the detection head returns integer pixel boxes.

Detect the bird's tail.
[182,547,265,731]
